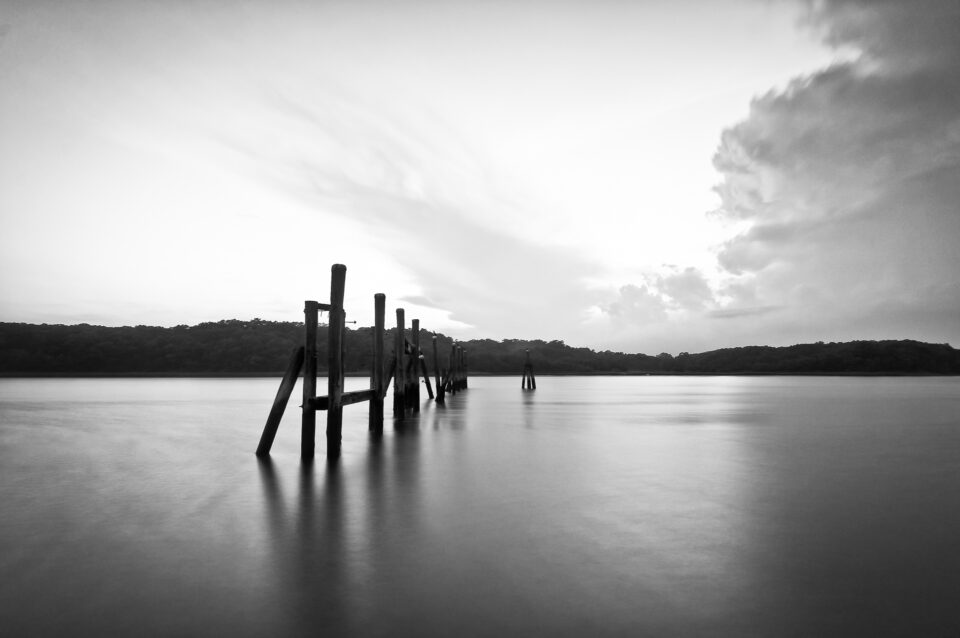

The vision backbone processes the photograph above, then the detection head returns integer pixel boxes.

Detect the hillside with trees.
[1,321,958,375]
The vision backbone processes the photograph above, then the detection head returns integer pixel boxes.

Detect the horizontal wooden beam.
[341,389,375,406]
[307,388,376,411]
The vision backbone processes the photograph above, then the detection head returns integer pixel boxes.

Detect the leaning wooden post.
[302,300,319,460]
[394,308,406,418]
[369,293,385,432]
[327,264,346,458]
[411,319,421,412]
[256,345,305,456]
[420,356,434,400]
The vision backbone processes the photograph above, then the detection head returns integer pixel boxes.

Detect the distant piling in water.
[255,263,467,460]
[522,349,536,390]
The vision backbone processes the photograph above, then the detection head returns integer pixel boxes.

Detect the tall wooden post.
[432,334,443,404]
[462,348,468,389]
[457,345,464,390]
[326,264,346,458]
[394,308,406,418]
[450,343,459,394]
[411,319,421,412]
[370,293,385,432]
[302,300,319,460]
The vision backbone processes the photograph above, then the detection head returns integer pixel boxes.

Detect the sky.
[1,0,958,354]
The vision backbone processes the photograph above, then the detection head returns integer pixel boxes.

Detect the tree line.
[1,320,958,375]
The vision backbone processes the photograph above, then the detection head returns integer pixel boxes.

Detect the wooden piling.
[448,344,457,395]
[462,348,468,389]
[302,300,319,460]
[369,293,385,431]
[411,319,421,412]
[256,345,305,456]
[522,349,537,390]
[432,334,443,404]
[327,264,346,457]
[421,356,434,399]
[394,308,406,419]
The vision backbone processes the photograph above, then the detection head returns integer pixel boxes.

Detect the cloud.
[219,85,601,342]
[602,284,668,323]
[708,306,780,320]
[710,0,960,345]
[657,267,714,312]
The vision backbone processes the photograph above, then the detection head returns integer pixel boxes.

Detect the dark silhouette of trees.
[1,321,957,375]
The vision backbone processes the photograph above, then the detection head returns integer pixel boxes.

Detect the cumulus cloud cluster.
[593,0,960,352]
[709,0,960,345]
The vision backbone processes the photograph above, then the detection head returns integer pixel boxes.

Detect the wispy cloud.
[218,86,601,340]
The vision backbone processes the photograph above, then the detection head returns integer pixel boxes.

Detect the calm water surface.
[1,376,959,636]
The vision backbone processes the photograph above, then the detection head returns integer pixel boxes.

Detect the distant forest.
[1,320,959,375]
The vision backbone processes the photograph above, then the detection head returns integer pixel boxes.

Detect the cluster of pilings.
[256,263,468,460]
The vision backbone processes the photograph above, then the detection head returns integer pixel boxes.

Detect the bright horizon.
[2,0,958,354]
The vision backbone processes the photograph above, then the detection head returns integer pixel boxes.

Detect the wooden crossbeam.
[308,389,376,411]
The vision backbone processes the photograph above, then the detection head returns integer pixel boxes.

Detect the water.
[1,376,959,636]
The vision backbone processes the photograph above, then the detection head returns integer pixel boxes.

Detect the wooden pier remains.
[522,349,536,390]
[255,263,467,460]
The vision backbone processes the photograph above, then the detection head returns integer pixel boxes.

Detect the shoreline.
[2,371,956,378]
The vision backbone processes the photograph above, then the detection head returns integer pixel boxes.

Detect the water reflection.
[5,377,959,637]
[522,387,535,428]
[256,415,433,636]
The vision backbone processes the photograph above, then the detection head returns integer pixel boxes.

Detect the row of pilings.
[256,263,469,461]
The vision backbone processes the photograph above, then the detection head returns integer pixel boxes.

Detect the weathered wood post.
[432,334,444,404]
[302,300,319,460]
[256,345,305,456]
[411,319,421,412]
[449,343,457,395]
[522,349,537,390]
[394,308,406,419]
[327,264,347,458]
[462,348,468,389]
[369,293,385,432]
[421,355,434,400]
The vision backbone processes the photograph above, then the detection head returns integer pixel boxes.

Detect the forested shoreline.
[1,320,958,375]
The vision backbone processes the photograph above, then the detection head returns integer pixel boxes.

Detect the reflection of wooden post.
[369,293,385,432]
[327,264,346,458]
[433,334,444,404]
[394,308,405,419]
[302,300,319,459]
[411,319,421,412]
[256,345,304,456]
[522,349,536,390]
